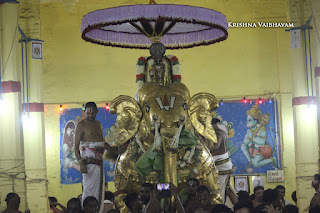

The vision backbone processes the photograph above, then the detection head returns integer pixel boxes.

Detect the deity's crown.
[246,103,262,120]
[246,103,270,126]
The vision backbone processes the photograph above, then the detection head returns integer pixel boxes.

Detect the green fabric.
[135,130,198,177]
[178,130,198,147]
[135,148,164,177]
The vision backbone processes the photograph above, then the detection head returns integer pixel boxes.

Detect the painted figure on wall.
[62,120,80,172]
[241,103,277,173]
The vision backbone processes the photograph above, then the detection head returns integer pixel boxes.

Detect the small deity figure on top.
[136,42,181,90]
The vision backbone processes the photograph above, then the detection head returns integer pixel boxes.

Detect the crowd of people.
[3,173,320,213]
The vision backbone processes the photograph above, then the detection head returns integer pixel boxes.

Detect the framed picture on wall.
[32,41,43,59]
[235,176,249,193]
[252,176,265,189]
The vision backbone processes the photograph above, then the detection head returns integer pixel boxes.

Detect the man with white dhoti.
[75,102,118,213]
[211,118,238,206]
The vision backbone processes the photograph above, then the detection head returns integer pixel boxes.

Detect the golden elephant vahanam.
[108,50,222,211]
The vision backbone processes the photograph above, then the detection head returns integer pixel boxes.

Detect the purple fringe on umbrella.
[81,4,228,49]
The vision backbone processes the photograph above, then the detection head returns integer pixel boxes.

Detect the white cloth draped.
[80,141,105,213]
[213,152,233,204]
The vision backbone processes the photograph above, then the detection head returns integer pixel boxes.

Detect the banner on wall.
[60,101,281,184]
[213,101,281,175]
[60,108,117,184]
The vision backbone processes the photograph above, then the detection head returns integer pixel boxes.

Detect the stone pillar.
[0,1,27,211]
[19,0,49,212]
[291,35,319,211]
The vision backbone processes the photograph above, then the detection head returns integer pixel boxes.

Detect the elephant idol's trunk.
[162,136,178,210]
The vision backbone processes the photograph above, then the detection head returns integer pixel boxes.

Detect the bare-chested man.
[75,102,117,213]
[2,193,30,213]
[310,174,320,211]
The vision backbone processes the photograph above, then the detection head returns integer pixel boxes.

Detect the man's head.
[186,178,200,195]
[237,191,250,202]
[85,102,98,121]
[83,196,98,213]
[234,200,254,213]
[67,198,81,211]
[49,197,58,208]
[263,189,280,209]
[140,183,154,205]
[275,185,285,200]
[196,185,212,209]
[211,118,221,126]
[105,191,115,203]
[254,186,264,202]
[5,193,20,210]
[312,174,320,190]
[124,193,143,213]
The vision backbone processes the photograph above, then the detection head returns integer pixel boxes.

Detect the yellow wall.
[41,0,297,208]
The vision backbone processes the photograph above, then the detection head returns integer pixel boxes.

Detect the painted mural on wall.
[60,108,117,184]
[60,101,280,184]
[213,101,280,175]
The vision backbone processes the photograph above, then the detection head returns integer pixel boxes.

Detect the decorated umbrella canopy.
[81,3,228,49]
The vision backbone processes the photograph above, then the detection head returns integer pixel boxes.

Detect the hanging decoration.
[81,4,228,49]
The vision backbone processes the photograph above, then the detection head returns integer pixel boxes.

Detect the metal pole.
[25,41,29,116]
[21,38,25,113]
[308,27,314,97]
[304,29,310,106]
